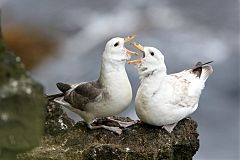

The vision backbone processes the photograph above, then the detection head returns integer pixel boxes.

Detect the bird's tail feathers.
[192,61,213,82]
[46,93,64,101]
[46,82,71,101]
[56,82,71,93]
[200,64,213,82]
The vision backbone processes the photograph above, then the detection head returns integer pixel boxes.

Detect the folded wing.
[63,81,105,111]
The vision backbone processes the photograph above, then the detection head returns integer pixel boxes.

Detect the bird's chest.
[135,84,160,120]
[93,72,132,117]
[136,81,162,106]
[107,74,132,106]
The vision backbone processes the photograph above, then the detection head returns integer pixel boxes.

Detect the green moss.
[0,149,17,160]
[0,39,5,53]
[0,25,27,85]
[0,19,46,159]
[0,51,27,86]
[0,86,45,151]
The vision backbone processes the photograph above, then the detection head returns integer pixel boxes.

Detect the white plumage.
[128,43,213,133]
[48,36,138,134]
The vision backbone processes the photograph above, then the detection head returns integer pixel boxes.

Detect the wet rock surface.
[18,102,199,160]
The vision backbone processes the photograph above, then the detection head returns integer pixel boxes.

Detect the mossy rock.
[0,16,46,160]
[18,102,199,160]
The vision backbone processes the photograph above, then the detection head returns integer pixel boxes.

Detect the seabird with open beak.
[47,35,138,134]
[128,42,213,133]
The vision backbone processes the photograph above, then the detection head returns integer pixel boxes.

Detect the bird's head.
[128,42,166,77]
[103,35,138,64]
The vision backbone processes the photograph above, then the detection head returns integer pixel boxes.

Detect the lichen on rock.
[44,101,74,136]
[18,102,199,160]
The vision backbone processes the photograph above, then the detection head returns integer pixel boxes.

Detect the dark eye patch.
[150,52,154,56]
[114,42,119,47]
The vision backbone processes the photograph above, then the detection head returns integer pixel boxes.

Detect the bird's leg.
[87,124,122,135]
[106,117,139,128]
[162,123,178,133]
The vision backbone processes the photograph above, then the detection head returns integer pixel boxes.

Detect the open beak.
[131,42,144,52]
[124,34,137,43]
[126,49,139,56]
[124,35,139,56]
[127,58,142,64]
[127,42,144,64]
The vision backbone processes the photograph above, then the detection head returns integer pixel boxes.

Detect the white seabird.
[47,36,138,134]
[128,42,213,133]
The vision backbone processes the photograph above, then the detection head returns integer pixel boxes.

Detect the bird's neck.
[140,63,167,81]
[98,58,127,86]
[139,69,167,95]
[141,69,166,83]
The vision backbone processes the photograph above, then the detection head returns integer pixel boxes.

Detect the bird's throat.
[99,60,127,87]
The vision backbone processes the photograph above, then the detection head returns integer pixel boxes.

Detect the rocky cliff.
[18,102,199,160]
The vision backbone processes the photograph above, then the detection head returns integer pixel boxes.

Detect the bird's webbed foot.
[106,117,139,128]
[88,124,122,135]
[162,122,178,133]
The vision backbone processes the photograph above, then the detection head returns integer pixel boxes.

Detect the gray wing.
[64,81,105,111]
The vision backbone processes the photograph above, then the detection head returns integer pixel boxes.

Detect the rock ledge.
[18,102,199,160]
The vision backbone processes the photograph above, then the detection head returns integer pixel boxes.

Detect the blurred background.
[0,0,239,159]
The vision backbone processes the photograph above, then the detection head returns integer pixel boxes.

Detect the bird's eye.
[150,52,154,56]
[114,42,119,47]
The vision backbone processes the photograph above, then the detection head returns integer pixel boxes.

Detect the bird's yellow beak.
[124,35,139,56]
[127,58,142,64]
[131,42,144,52]
[127,42,144,64]
[126,49,139,56]
[124,34,137,43]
